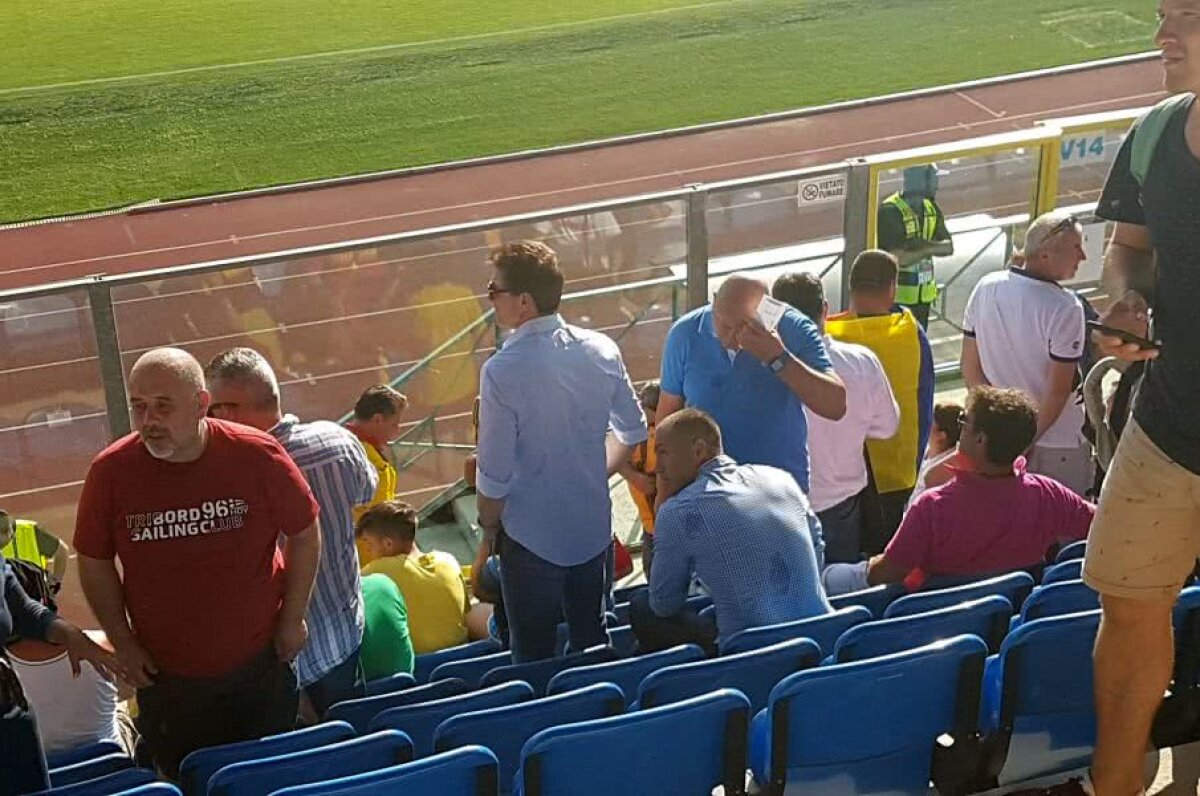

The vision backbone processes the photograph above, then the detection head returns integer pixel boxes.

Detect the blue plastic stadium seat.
[828,584,904,618]
[546,644,705,704]
[980,609,1101,785]
[1018,580,1099,625]
[884,572,1035,619]
[45,741,125,770]
[207,731,413,796]
[326,679,467,733]
[435,684,625,795]
[369,681,535,756]
[1040,559,1084,586]
[269,747,499,796]
[413,639,502,684]
[1055,540,1087,564]
[479,646,618,696]
[431,651,513,689]
[612,601,631,626]
[49,752,132,787]
[751,635,988,795]
[834,596,1013,661]
[638,637,820,714]
[34,768,157,796]
[518,689,750,796]
[113,786,183,796]
[179,721,357,795]
[611,585,645,605]
[721,606,872,657]
[363,672,416,697]
[607,624,637,657]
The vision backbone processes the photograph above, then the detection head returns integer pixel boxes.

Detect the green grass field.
[0,0,1157,223]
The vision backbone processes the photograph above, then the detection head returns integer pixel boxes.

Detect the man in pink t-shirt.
[865,386,1093,591]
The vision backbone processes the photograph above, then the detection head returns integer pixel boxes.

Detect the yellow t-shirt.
[363,551,469,654]
[353,438,398,567]
[628,431,657,534]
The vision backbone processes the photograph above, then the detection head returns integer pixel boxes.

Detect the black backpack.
[6,557,57,615]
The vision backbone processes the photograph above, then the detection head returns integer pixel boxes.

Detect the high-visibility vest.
[1,520,49,570]
[885,193,940,306]
[825,310,923,493]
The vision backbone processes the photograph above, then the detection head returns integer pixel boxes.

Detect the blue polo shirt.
[660,306,833,492]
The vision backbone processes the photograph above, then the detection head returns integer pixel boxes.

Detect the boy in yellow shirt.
[356,501,469,654]
[348,386,408,566]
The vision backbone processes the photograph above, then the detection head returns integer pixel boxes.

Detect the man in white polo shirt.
[772,272,900,563]
[960,211,1092,495]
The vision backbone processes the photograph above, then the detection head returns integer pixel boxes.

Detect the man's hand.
[274,617,308,663]
[737,319,786,364]
[1094,290,1159,363]
[471,537,494,602]
[111,634,158,689]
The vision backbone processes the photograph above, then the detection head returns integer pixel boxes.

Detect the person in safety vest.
[0,511,69,588]
[877,163,954,329]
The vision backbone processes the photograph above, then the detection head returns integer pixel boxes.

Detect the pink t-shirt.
[885,459,1093,588]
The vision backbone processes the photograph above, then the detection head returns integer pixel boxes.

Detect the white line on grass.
[0,0,749,95]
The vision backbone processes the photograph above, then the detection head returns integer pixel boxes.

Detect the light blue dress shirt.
[476,314,648,567]
[650,455,830,645]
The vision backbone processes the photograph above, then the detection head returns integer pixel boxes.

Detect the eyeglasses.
[486,281,511,300]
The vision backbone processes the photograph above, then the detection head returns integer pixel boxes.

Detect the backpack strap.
[1131,93,1195,187]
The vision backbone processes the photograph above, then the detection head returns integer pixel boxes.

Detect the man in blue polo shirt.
[656,274,846,494]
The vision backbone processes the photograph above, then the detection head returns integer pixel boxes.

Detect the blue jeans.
[498,533,608,663]
[818,492,864,564]
[304,645,365,716]
[1,708,48,796]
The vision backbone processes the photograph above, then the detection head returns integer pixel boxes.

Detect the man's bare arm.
[77,554,157,687]
[1035,361,1078,443]
[654,391,685,427]
[866,554,910,587]
[276,521,320,661]
[960,336,990,390]
[1101,222,1153,298]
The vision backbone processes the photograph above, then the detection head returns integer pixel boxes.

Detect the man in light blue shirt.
[630,408,830,654]
[474,241,647,663]
[656,274,845,493]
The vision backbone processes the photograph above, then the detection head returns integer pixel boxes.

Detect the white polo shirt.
[805,336,901,512]
[963,267,1086,449]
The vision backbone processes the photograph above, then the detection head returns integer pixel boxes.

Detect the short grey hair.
[204,347,280,408]
[1021,211,1080,260]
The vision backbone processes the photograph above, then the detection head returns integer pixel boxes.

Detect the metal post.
[685,185,710,311]
[840,160,872,310]
[87,281,131,441]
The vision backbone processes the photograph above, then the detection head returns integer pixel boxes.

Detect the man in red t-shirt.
[74,348,322,779]
[860,387,1092,592]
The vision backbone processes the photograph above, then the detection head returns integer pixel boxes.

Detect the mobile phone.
[1086,320,1160,351]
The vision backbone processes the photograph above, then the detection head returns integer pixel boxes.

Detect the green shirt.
[360,574,415,681]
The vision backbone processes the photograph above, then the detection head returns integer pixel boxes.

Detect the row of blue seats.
[34,609,1118,796]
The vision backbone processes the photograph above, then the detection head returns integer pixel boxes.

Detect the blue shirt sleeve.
[475,362,519,500]
[4,557,57,643]
[660,315,690,398]
[648,502,692,617]
[916,324,935,467]
[779,309,833,372]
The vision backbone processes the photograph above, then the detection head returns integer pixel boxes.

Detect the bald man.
[630,408,830,655]
[657,274,845,496]
[74,348,322,779]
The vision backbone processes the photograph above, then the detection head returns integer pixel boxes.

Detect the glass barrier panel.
[1055,123,1133,208]
[0,290,109,624]
[872,148,1041,370]
[706,173,847,312]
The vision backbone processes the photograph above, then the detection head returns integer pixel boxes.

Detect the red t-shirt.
[74,419,319,678]
[885,458,1094,590]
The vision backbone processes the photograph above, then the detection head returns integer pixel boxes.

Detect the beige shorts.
[1027,441,1094,497]
[1083,419,1200,600]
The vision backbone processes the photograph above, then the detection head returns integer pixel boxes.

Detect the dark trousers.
[2,708,48,796]
[498,533,607,663]
[641,533,656,581]
[901,301,932,329]
[304,646,365,717]
[819,491,864,564]
[136,646,298,780]
[629,589,718,657]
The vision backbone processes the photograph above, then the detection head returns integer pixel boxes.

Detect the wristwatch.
[767,353,787,374]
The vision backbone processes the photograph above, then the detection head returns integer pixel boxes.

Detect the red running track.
[0,55,1165,291]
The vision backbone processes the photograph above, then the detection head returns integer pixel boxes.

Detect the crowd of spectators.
[1,219,1110,791]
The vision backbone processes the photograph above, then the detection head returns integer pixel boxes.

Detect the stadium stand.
[179,721,357,795]
[270,747,499,796]
[833,596,1013,661]
[721,605,872,657]
[545,644,705,704]
[326,679,467,733]
[368,682,535,756]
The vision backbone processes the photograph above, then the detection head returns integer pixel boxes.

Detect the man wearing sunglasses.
[474,241,646,663]
[960,211,1092,497]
